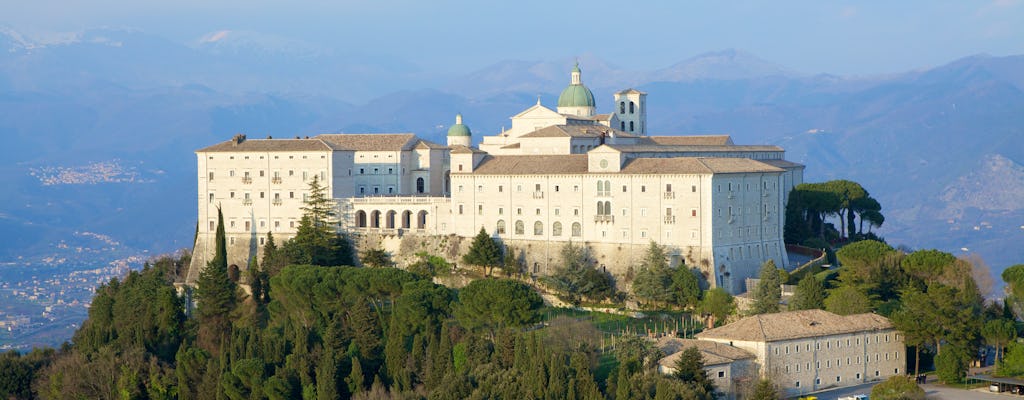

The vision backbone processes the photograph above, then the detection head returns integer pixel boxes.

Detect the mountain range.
[1,27,1021,286]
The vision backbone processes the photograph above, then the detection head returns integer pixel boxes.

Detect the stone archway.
[370,210,381,228]
[401,210,412,229]
[386,210,396,229]
[416,210,428,229]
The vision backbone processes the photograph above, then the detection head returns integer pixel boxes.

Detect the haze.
[5,0,1024,76]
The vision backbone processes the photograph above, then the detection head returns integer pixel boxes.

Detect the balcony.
[532,191,544,199]
[594,215,614,223]
[272,198,283,206]
[596,191,611,197]
[242,198,253,205]
[663,192,675,200]
[663,215,676,224]
[272,177,282,184]
[242,177,253,184]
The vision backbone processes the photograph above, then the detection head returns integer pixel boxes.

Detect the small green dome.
[558,84,595,108]
[447,114,471,137]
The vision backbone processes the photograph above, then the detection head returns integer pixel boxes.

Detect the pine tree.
[751,260,781,314]
[749,379,779,400]
[462,228,503,275]
[790,273,825,310]
[346,356,364,395]
[674,346,714,395]
[195,207,238,351]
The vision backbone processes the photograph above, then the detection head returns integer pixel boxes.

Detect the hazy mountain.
[1,26,1022,278]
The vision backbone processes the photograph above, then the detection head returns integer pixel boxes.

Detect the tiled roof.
[759,159,805,169]
[468,155,590,174]
[520,125,636,139]
[620,158,784,174]
[644,135,734,146]
[316,133,419,151]
[196,138,332,153]
[450,145,487,154]
[656,338,754,368]
[415,139,447,150]
[696,310,894,343]
[616,88,647,95]
[608,144,783,153]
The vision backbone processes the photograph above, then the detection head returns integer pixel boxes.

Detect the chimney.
[232,133,246,145]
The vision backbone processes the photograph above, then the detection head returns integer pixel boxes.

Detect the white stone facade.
[189,65,805,294]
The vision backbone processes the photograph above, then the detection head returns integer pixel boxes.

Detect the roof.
[616,88,647,95]
[558,84,596,108]
[644,135,734,146]
[620,158,784,174]
[656,338,754,368]
[696,310,894,343]
[469,155,590,174]
[447,114,471,137]
[449,145,487,154]
[607,144,783,153]
[593,113,614,121]
[415,140,447,150]
[520,125,636,139]
[316,133,419,151]
[197,137,332,153]
[758,159,805,169]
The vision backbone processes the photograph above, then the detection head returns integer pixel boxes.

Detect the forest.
[3,179,1024,400]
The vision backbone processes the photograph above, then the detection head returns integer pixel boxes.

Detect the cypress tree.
[346,356,364,395]
[195,207,238,351]
[751,260,781,314]
[790,273,825,310]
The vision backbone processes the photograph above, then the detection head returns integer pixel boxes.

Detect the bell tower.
[613,89,647,136]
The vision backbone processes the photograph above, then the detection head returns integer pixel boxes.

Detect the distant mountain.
[1,25,1022,281]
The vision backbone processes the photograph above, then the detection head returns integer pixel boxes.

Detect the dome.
[558,85,595,108]
[447,114,471,137]
[557,63,595,108]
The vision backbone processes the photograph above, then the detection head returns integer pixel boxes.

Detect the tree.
[751,260,781,314]
[633,242,679,307]
[1002,264,1024,318]
[671,267,703,309]
[697,288,735,328]
[462,228,503,275]
[824,285,871,315]
[455,279,543,333]
[360,248,391,268]
[280,176,356,267]
[673,347,714,395]
[789,273,825,310]
[195,207,238,351]
[935,345,970,384]
[545,241,616,303]
[749,379,779,400]
[891,287,939,376]
[870,375,925,400]
[998,341,1024,377]
[501,246,522,277]
[982,319,1017,363]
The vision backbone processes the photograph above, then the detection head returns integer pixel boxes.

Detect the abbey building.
[189,64,804,293]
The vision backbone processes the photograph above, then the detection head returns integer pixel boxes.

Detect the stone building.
[189,64,805,293]
[695,310,904,397]
[656,337,756,400]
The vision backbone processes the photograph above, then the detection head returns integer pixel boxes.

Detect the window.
[515,220,524,235]
[208,172,214,180]
[622,185,627,192]
[795,381,801,388]
[496,220,506,234]
[499,207,504,215]
[373,168,379,174]
[554,208,559,216]
[209,220,215,230]
[553,222,562,236]
[692,185,697,192]
[629,121,634,131]
[259,170,265,177]
[388,168,393,174]
[572,222,582,237]
[641,185,646,192]
[229,237,235,245]
[478,185,484,192]
[498,185,503,192]
[836,376,841,382]
[815,378,820,385]
[208,193,214,203]
[535,208,541,216]
[629,101,635,114]
[478,205,483,215]
[416,177,425,193]
[718,371,724,378]
[458,204,464,215]
[534,221,543,235]
[517,208,522,216]
[691,209,697,217]
[619,101,625,113]
[640,208,647,217]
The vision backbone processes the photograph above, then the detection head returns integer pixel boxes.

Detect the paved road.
[919,382,1016,400]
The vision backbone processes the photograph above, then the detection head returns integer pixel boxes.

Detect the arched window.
[552,222,563,236]
[629,121,634,132]
[416,177,425,193]
[604,180,611,192]
[604,201,612,215]
[534,221,543,235]
[496,220,506,234]
[515,220,525,235]
[629,101,635,114]
[619,101,625,114]
[596,201,604,215]
[596,181,603,192]
[572,222,582,237]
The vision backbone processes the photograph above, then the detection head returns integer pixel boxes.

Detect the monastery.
[188,64,804,294]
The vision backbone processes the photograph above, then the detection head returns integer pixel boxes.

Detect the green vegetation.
[750,260,782,315]
[870,375,925,400]
[543,241,617,305]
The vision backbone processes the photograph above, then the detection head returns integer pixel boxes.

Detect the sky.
[3,0,1024,76]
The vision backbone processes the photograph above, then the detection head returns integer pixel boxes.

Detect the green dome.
[558,63,595,108]
[447,114,471,137]
[558,84,595,108]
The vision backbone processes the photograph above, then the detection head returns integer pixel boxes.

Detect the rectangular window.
[458,205,464,215]
[499,207,504,215]
[622,185,627,192]
[208,193,214,203]
[517,208,522,215]
[208,172,214,180]
[478,205,483,215]
[718,371,724,378]
[692,185,696,192]
[666,183,672,192]
[641,185,646,192]
[555,185,560,192]
[554,208,560,216]
[498,185,503,192]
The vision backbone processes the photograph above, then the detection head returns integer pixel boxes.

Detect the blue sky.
[4,0,1024,75]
